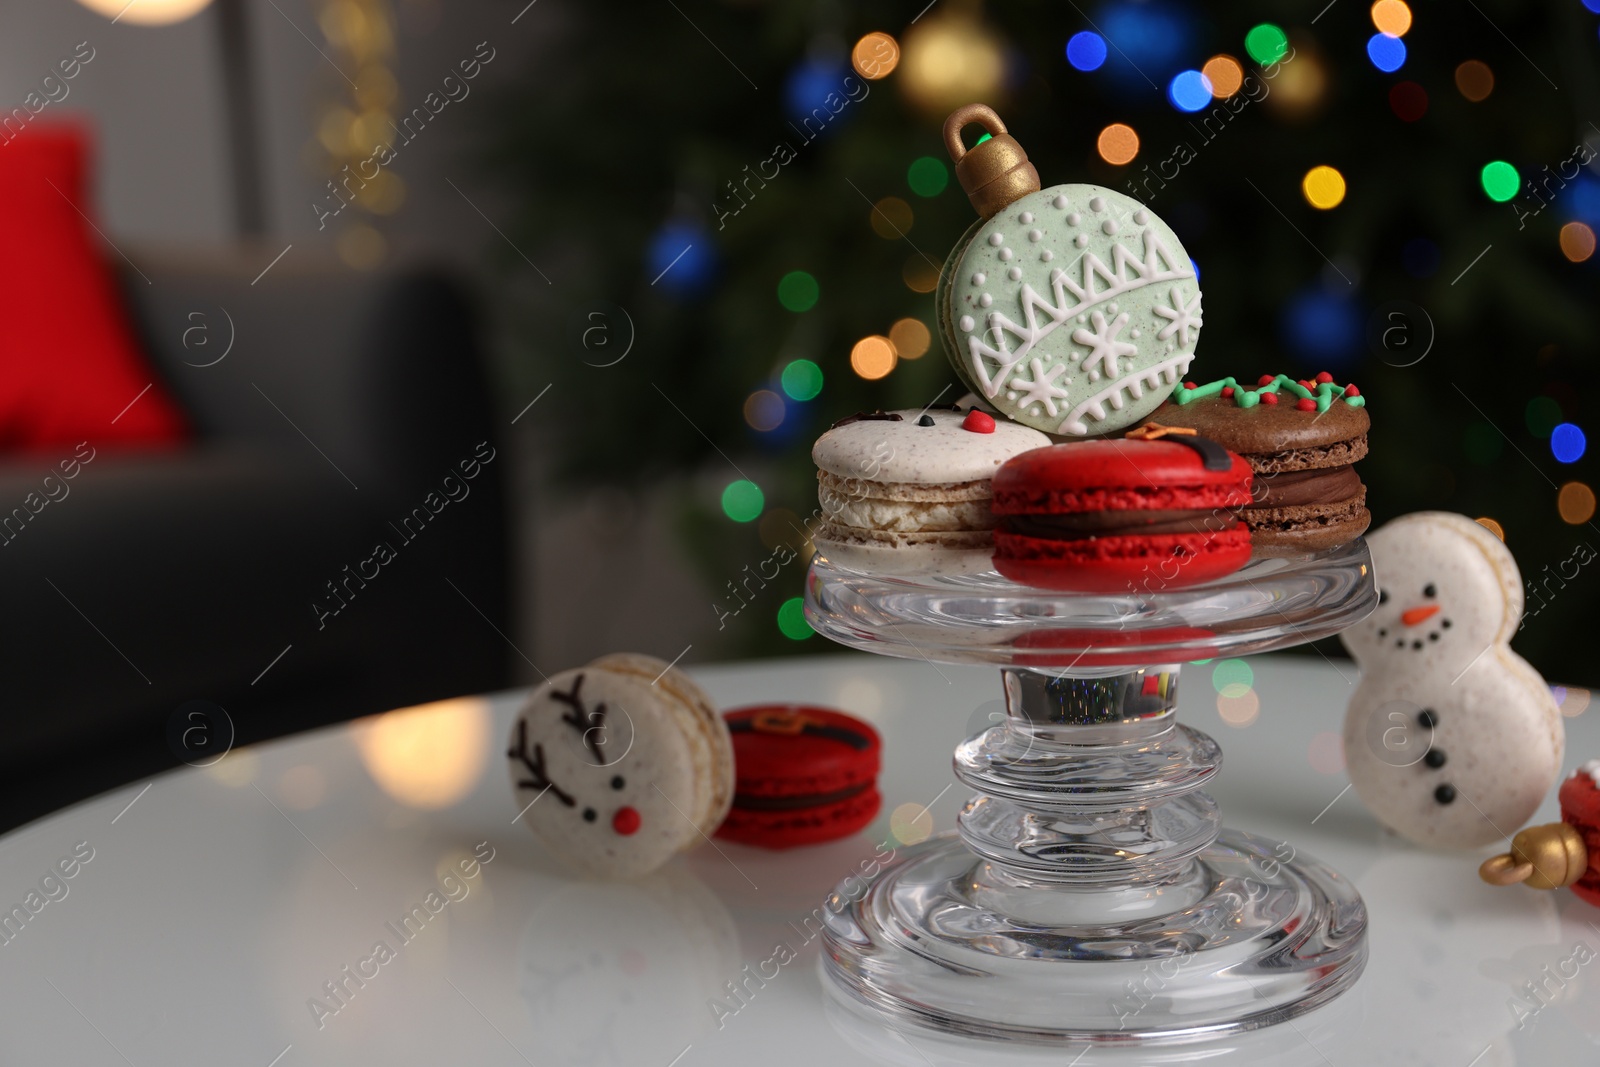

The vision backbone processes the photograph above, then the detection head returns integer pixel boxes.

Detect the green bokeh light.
[1525,396,1563,437]
[781,359,824,401]
[721,479,764,522]
[1244,24,1289,66]
[1480,160,1520,202]
[1463,422,1504,465]
[1212,659,1254,698]
[776,270,819,312]
[907,156,950,198]
[777,597,813,640]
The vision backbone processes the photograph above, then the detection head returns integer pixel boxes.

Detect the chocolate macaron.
[1152,373,1370,555]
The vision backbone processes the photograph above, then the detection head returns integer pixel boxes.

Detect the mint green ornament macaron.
[938,105,1204,437]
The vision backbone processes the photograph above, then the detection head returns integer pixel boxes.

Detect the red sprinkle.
[962,409,996,434]
[1260,392,1279,405]
[1315,371,1334,384]
[1257,374,1276,386]
[1182,381,1196,390]
[1221,386,1235,398]
[1298,379,1314,390]
[612,806,641,835]
[1296,398,1317,412]
[1345,385,1360,397]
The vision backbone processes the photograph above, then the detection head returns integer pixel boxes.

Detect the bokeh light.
[1218,690,1260,727]
[721,480,764,522]
[1560,222,1596,262]
[781,359,824,401]
[1551,423,1587,463]
[743,389,785,431]
[354,697,491,810]
[647,222,715,296]
[1302,166,1347,209]
[890,801,934,845]
[898,12,1005,113]
[1480,161,1520,203]
[785,56,853,125]
[1475,516,1506,541]
[1245,23,1289,65]
[907,156,949,197]
[1212,659,1254,698]
[777,270,819,312]
[902,255,940,293]
[1201,55,1244,98]
[1097,123,1140,165]
[777,597,813,640]
[1526,396,1563,437]
[1558,481,1596,523]
[1283,288,1360,364]
[1557,686,1593,717]
[851,32,900,80]
[758,507,803,550]
[1370,0,1412,36]
[889,317,932,359]
[1066,30,1108,72]
[1307,731,1345,775]
[1389,81,1428,121]
[1366,33,1406,73]
[851,336,897,379]
[1455,60,1494,101]
[871,196,914,238]
[1263,45,1328,117]
[1168,70,1213,112]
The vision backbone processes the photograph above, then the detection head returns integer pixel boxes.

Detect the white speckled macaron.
[811,407,1050,576]
[507,653,733,879]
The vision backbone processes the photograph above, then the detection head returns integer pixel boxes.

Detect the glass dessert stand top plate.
[806,539,1377,670]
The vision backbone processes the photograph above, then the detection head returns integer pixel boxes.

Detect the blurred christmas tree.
[481,0,1600,682]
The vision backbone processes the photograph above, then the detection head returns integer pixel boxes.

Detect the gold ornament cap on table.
[942,104,1040,219]
[1479,822,1588,890]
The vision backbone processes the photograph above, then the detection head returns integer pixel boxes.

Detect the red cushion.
[0,123,187,450]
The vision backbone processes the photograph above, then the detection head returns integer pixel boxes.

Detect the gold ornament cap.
[943,104,1041,219]
[1479,822,1588,891]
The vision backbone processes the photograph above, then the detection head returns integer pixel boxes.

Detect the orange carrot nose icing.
[1401,605,1441,627]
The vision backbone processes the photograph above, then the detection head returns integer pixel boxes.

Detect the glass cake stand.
[803,541,1379,1045]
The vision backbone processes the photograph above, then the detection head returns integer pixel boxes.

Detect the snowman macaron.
[1341,512,1564,849]
[507,653,734,879]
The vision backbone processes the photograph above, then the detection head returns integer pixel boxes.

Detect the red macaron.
[991,434,1254,593]
[716,705,881,849]
[1558,769,1600,907]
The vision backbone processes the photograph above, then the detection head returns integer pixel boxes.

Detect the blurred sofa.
[0,248,510,831]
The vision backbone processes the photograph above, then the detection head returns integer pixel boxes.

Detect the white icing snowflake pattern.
[1006,357,1070,416]
[1153,286,1204,347]
[1071,310,1137,380]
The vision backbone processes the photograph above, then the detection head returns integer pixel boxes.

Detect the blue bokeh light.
[1189,258,1201,282]
[1281,288,1361,367]
[1568,177,1600,226]
[1098,3,1192,85]
[1367,33,1406,73]
[784,55,852,127]
[646,221,716,297]
[1552,422,1587,464]
[1168,70,1214,112]
[1585,0,1600,14]
[1066,31,1108,71]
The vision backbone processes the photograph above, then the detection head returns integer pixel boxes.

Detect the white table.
[0,653,1595,1066]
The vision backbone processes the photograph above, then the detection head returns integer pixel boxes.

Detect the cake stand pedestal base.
[822,828,1365,1043]
[806,547,1378,1045]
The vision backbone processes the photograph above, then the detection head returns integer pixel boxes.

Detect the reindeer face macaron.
[1340,512,1564,849]
[508,653,734,879]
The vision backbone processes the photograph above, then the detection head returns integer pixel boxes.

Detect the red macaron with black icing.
[716,704,881,849]
[990,427,1255,593]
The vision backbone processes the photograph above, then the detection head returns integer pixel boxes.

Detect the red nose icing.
[612,806,641,835]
